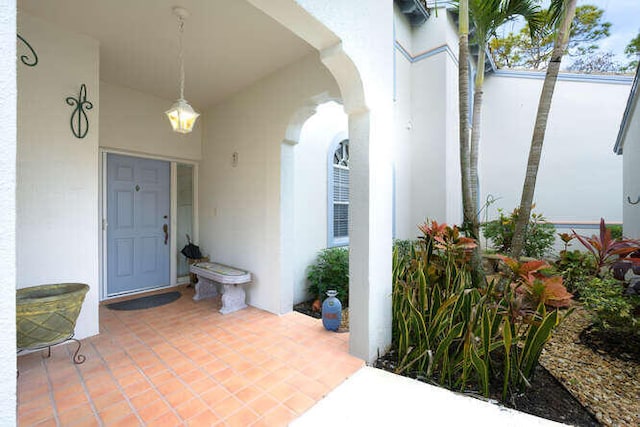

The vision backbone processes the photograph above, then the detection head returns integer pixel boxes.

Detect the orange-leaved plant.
[499,256,573,308]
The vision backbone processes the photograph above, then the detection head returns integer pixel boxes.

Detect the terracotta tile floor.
[17,288,364,426]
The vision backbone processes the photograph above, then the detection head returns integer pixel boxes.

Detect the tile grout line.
[116,319,187,423]
[89,340,146,425]
[40,352,62,427]
[68,342,104,427]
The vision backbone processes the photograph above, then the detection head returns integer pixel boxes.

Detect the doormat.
[106,291,181,311]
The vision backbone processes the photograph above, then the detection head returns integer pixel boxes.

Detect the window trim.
[327,132,349,248]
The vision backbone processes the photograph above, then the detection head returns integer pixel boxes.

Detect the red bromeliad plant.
[499,256,573,309]
[572,218,640,275]
[418,220,477,264]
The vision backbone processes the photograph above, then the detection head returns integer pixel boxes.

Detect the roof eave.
[614,62,640,155]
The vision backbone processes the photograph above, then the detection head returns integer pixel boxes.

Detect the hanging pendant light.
[165,7,200,134]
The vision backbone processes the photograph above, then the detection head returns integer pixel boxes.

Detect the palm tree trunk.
[459,0,474,230]
[511,0,578,258]
[470,44,486,233]
[459,2,483,285]
[468,39,486,284]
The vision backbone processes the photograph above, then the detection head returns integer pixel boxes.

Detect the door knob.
[163,224,168,245]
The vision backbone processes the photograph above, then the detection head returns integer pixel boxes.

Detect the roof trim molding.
[614,62,640,155]
[494,69,634,85]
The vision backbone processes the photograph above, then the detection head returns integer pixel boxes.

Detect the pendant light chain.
[178,15,185,101]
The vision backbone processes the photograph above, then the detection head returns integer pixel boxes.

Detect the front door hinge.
[102,219,108,230]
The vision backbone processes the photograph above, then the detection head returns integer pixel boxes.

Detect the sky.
[592,0,640,62]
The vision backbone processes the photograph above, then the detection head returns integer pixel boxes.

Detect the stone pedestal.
[193,276,219,301]
[220,284,248,314]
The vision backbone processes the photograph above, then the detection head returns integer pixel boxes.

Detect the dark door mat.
[106,291,181,311]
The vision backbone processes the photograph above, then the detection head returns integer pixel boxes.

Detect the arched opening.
[250,1,393,361]
[281,101,348,312]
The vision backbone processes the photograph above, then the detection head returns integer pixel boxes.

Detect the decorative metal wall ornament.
[66,84,93,139]
[17,33,38,67]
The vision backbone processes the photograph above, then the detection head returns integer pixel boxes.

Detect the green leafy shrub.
[392,220,567,401]
[577,275,640,334]
[606,224,623,240]
[555,250,595,293]
[393,239,418,265]
[307,247,349,305]
[482,208,556,258]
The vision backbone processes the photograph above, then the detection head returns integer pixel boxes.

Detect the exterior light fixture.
[165,7,200,134]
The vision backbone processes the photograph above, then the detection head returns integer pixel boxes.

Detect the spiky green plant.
[391,220,568,400]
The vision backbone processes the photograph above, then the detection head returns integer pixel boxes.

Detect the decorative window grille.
[329,139,349,247]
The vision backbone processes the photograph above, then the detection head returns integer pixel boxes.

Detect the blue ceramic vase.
[322,290,342,331]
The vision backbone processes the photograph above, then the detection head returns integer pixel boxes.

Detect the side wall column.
[347,108,393,362]
[0,0,18,423]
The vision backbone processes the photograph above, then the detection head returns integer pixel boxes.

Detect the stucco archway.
[280,98,347,314]
[248,0,393,362]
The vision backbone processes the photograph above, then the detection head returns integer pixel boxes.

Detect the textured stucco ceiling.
[18,0,315,110]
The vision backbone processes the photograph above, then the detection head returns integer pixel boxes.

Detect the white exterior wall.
[293,102,347,304]
[480,75,629,228]
[394,8,461,239]
[0,0,17,422]
[393,5,414,240]
[99,81,202,161]
[17,13,100,340]
[622,94,640,238]
[199,53,340,315]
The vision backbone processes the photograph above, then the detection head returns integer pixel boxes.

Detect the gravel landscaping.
[540,305,640,427]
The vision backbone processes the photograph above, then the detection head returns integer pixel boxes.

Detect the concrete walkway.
[291,367,564,427]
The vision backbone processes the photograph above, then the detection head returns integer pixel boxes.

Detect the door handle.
[163,224,168,245]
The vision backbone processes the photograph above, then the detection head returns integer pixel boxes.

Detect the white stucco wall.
[621,92,640,238]
[394,8,461,239]
[199,53,340,315]
[480,75,629,228]
[0,0,17,422]
[292,101,348,304]
[100,81,202,161]
[393,5,414,240]
[17,13,100,340]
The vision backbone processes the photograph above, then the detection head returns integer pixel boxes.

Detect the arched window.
[328,138,349,247]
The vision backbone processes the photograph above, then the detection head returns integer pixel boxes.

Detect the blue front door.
[106,154,171,296]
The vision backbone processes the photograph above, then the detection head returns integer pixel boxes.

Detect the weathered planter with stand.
[16,283,90,364]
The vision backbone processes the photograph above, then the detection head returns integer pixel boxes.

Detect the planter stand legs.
[19,335,86,367]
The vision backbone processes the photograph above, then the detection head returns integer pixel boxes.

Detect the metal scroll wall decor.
[17,33,38,67]
[66,84,93,139]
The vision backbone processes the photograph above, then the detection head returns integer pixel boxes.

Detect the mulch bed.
[579,325,640,362]
[293,301,322,319]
